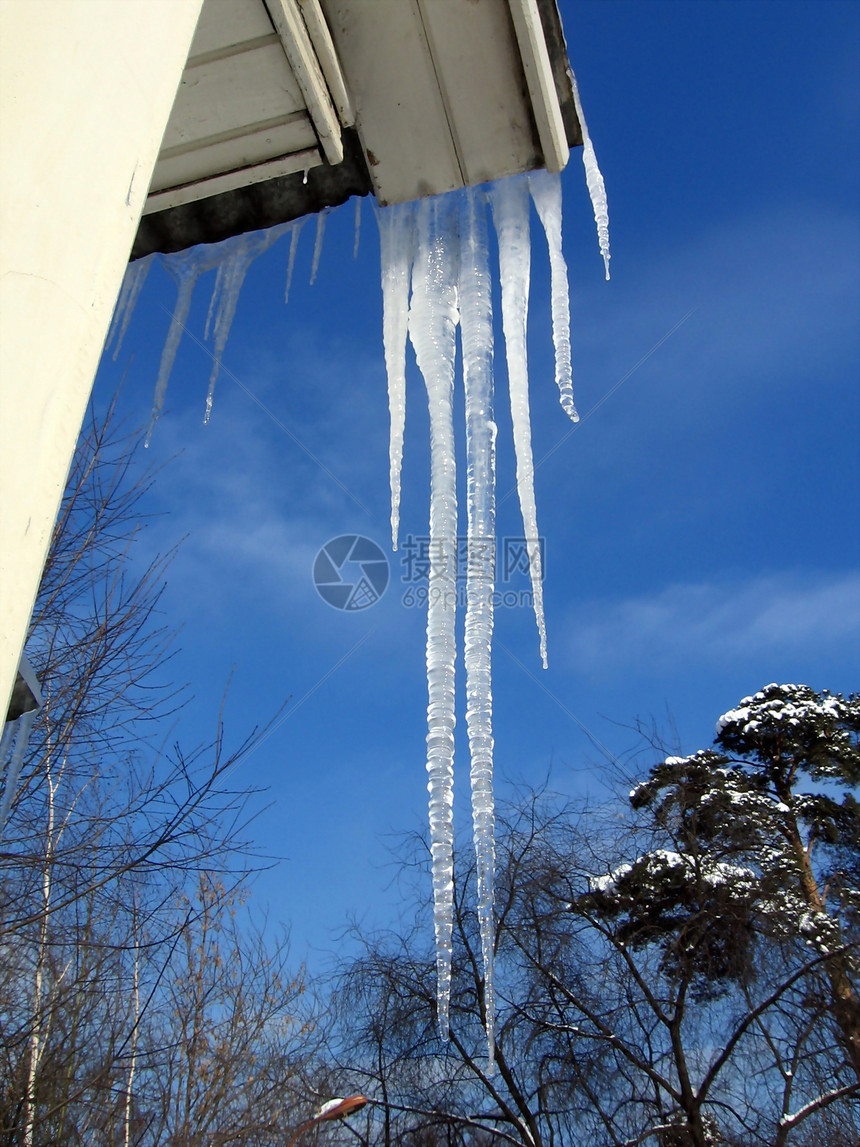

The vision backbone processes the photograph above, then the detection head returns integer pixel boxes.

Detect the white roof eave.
[136,0,578,253]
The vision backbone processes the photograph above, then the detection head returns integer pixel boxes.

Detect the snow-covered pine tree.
[586,683,860,1085]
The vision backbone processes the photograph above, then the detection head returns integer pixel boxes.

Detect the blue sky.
[92,0,860,966]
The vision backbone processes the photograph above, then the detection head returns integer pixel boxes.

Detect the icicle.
[459,187,497,1069]
[377,201,416,550]
[0,709,37,832]
[108,255,154,361]
[204,254,247,421]
[203,226,287,422]
[145,225,294,437]
[146,246,223,445]
[310,210,327,285]
[529,170,578,422]
[409,196,460,1041]
[490,176,549,668]
[570,70,611,280]
[204,263,224,341]
[353,196,362,259]
[285,219,305,304]
[0,723,15,772]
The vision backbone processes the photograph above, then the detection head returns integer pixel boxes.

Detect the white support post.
[0,0,205,722]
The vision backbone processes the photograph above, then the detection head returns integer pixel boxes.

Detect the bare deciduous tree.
[0,407,316,1145]
[327,687,860,1146]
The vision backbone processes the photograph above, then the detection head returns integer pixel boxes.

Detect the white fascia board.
[265,0,344,165]
[145,145,321,214]
[298,0,355,126]
[507,0,568,172]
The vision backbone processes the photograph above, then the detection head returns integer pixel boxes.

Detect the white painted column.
[0,0,204,720]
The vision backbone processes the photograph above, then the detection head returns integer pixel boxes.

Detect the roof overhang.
[133,0,581,258]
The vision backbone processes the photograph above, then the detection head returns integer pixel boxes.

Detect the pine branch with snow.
[586,684,860,1077]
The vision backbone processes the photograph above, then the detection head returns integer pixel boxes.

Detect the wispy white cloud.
[562,571,860,674]
[123,389,381,625]
[567,203,859,413]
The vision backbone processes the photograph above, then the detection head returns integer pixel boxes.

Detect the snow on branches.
[584,682,860,1074]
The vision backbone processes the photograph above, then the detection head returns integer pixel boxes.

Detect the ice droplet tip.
[562,399,579,423]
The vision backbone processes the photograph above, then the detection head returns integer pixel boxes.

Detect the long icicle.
[491,176,549,668]
[0,709,37,832]
[204,250,253,422]
[529,169,578,422]
[146,249,208,445]
[309,210,328,285]
[108,255,154,361]
[203,225,289,422]
[459,187,497,1068]
[570,70,611,280]
[204,262,225,342]
[0,721,16,798]
[409,196,459,1041]
[377,202,416,550]
[284,219,305,304]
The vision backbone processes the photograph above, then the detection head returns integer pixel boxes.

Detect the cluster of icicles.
[381,160,607,1066]
[100,76,610,1068]
[379,84,608,1065]
[108,210,330,440]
